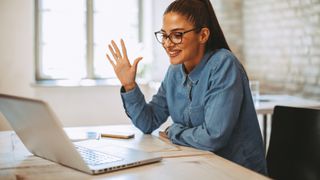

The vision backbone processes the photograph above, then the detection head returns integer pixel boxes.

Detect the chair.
[266,106,320,180]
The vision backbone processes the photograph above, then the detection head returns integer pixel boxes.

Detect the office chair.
[266,106,320,180]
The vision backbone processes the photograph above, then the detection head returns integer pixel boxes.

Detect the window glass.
[39,0,86,79]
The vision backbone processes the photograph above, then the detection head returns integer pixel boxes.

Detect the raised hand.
[106,39,143,91]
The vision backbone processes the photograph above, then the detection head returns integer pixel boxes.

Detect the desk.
[0,125,269,180]
[256,95,320,148]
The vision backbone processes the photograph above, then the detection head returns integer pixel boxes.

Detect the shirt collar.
[180,51,214,86]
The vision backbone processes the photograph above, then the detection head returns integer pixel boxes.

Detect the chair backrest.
[267,106,320,180]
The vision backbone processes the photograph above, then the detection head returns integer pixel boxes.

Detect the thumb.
[133,57,143,72]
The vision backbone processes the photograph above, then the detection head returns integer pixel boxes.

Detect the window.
[35,0,151,83]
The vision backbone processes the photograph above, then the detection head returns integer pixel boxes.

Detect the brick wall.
[213,0,244,63]
[243,0,320,99]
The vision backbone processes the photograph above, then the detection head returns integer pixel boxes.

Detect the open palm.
[106,39,143,91]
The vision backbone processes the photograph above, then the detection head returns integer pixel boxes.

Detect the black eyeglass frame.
[154,27,201,45]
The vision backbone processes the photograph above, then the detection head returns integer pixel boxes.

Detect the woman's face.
[161,12,206,72]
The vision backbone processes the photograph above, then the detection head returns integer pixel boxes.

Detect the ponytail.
[200,0,231,51]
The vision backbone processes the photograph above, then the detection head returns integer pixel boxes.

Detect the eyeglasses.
[154,27,200,45]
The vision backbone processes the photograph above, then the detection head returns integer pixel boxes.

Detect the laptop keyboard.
[75,145,123,166]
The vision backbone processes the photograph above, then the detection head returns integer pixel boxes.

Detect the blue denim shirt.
[121,49,267,175]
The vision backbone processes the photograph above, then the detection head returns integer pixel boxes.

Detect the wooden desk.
[0,125,269,180]
[255,95,320,149]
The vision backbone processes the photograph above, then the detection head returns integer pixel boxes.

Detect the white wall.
[0,0,172,130]
[151,0,172,81]
[0,0,35,130]
[0,0,34,97]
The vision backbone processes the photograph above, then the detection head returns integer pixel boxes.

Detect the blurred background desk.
[0,125,269,180]
[255,94,320,149]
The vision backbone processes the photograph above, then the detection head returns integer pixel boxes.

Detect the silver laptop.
[0,93,162,174]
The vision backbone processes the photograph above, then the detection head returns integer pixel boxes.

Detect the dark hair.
[164,0,231,52]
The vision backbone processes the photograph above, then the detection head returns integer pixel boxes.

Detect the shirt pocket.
[189,105,205,127]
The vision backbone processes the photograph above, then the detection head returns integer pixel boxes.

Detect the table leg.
[263,114,267,151]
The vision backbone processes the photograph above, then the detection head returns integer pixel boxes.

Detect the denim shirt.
[121,49,267,175]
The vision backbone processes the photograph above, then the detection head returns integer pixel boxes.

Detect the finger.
[133,57,143,72]
[120,39,128,60]
[108,44,118,61]
[106,54,116,68]
[111,40,123,59]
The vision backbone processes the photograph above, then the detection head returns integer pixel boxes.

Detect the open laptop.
[0,93,162,174]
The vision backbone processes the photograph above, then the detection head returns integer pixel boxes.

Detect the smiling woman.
[105,0,268,176]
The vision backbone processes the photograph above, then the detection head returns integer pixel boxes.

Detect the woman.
[107,0,267,175]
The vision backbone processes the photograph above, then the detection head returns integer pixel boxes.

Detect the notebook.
[0,93,162,175]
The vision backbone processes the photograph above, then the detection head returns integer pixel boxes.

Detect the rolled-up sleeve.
[167,56,243,151]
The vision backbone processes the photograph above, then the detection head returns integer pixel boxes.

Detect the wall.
[0,0,35,130]
[151,0,172,81]
[213,0,244,63]
[0,0,35,97]
[243,0,320,99]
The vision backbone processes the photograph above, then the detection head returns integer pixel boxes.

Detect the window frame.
[34,0,144,82]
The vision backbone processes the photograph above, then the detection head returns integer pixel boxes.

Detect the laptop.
[0,93,162,174]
